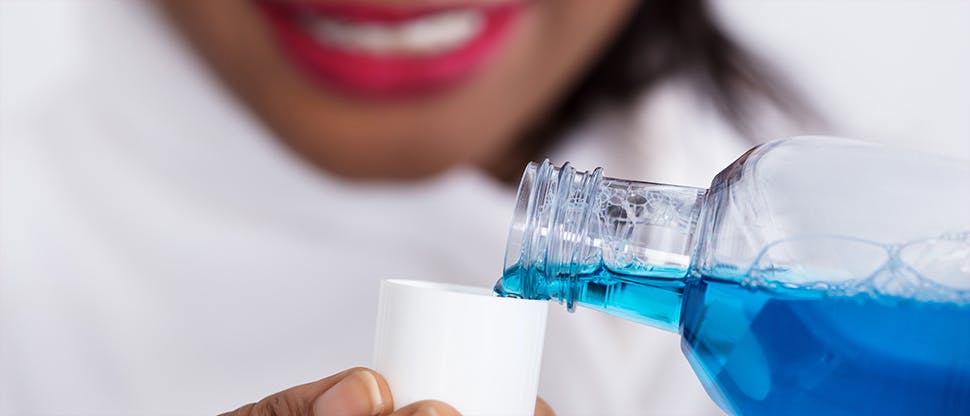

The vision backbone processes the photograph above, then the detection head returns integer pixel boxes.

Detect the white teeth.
[306,10,483,56]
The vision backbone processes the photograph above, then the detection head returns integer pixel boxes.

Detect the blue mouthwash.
[496,137,970,415]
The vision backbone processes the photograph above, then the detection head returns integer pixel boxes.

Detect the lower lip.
[257,2,525,98]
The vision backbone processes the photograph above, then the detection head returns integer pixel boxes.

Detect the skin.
[160,0,633,413]
[220,367,556,416]
[157,0,636,179]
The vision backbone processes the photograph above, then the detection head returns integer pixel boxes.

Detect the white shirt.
[1,3,780,415]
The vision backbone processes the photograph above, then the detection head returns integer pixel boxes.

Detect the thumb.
[221,367,392,416]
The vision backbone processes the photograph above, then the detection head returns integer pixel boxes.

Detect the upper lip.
[261,1,520,23]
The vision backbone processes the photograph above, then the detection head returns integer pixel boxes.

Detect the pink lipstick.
[257,1,526,98]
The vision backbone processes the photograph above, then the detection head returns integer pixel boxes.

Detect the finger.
[221,367,393,416]
[535,397,556,416]
[389,400,461,416]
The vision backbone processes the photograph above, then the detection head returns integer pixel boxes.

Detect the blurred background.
[3,0,969,158]
[2,1,969,415]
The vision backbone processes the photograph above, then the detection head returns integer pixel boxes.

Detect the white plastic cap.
[373,279,549,416]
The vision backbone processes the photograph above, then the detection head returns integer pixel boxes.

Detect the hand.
[219,367,556,416]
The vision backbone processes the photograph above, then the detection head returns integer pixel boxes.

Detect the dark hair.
[499,0,818,181]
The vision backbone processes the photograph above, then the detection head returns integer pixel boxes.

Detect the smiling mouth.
[257,1,527,98]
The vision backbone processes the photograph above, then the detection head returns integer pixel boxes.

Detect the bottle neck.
[496,161,707,331]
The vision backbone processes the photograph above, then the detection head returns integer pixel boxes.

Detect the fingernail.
[313,370,384,416]
[412,406,439,416]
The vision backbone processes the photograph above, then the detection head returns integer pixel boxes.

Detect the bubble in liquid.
[741,233,970,305]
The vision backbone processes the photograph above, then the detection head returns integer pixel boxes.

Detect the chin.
[302,150,471,181]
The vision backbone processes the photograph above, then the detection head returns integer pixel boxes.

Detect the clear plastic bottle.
[495,136,970,415]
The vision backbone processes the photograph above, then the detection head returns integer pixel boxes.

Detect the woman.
[0,0,810,415]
